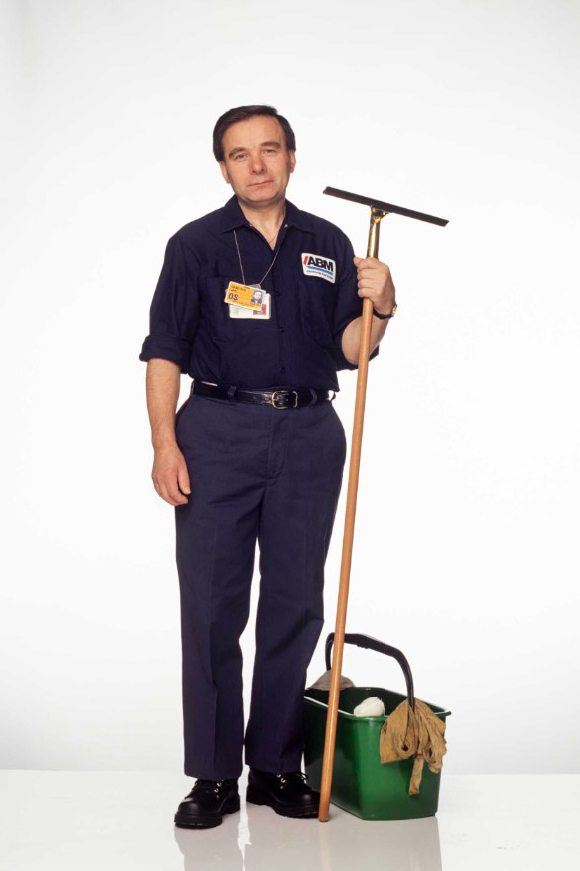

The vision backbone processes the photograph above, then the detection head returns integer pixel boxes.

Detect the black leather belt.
[191,380,335,409]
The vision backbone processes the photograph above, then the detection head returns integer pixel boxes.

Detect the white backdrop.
[1,0,578,774]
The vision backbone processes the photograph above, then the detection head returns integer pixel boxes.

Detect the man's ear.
[219,160,231,185]
[289,150,296,173]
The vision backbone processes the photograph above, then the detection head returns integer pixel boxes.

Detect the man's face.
[219,115,296,207]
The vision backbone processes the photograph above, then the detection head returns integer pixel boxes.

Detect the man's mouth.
[250,180,272,186]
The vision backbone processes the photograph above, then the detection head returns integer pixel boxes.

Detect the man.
[139,105,396,828]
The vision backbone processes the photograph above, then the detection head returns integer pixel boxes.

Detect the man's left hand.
[353,255,396,316]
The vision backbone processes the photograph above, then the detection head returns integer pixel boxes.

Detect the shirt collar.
[219,193,315,234]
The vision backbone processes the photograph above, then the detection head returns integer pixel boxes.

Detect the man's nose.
[249,154,267,173]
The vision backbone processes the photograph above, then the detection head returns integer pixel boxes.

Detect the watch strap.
[373,302,397,319]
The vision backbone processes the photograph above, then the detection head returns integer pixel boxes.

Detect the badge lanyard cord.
[232,210,287,288]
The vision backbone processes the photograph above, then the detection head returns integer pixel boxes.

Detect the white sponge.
[353,696,386,717]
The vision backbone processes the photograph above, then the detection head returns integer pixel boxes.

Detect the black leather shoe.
[174,778,240,828]
[246,768,320,818]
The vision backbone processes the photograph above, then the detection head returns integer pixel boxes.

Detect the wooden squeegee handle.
[318,207,387,822]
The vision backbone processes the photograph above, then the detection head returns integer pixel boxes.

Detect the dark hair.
[212,105,296,162]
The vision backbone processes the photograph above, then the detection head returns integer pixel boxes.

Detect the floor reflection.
[2,772,576,871]
[175,797,442,871]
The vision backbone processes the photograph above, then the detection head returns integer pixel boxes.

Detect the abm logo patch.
[301,253,336,284]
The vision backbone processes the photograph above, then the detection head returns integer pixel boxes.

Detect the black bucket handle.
[325,632,416,712]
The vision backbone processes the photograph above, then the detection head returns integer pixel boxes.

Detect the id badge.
[224,281,264,311]
[229,292,271,319]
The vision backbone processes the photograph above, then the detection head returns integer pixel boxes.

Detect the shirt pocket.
[296,277,334,347]
[203,276,262,342]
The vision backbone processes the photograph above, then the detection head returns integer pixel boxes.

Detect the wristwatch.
[373,301,397,320]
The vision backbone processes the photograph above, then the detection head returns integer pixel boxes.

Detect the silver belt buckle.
[271,389,298,409]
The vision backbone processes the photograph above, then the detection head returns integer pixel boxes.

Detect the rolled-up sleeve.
[138,233,200,374]
[331,231,380,371]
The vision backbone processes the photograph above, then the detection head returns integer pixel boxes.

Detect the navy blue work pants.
[174,386,347,779]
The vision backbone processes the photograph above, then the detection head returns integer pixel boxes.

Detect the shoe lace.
[192,778,230,795]
[275,771,308,788]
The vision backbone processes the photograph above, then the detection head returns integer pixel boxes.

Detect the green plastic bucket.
[304,633,452,821]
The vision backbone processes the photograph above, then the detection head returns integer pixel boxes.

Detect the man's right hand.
[143,359,191,505]
[152,443,191,506]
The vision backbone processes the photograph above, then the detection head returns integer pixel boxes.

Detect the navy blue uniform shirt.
[138,194,379,391]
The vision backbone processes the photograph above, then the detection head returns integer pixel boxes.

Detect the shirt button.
[280,367,286,373]
[279,326,285,332]
[275,291,281,297]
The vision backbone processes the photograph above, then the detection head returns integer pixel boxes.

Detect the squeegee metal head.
[323,186,448,226]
